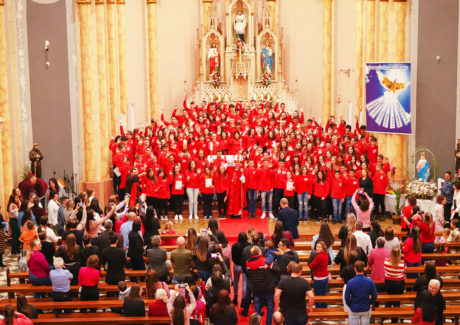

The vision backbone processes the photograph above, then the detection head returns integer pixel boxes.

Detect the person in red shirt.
[366,138,379,164]
[214,165,229,219]
[330,170,345,224]
[344,169,360,215]
[400,195,417,236]
[284,171,296,208]
[244,160,259,219]
[185,161,201,220]
[313,170,330,222]
[419,212,436,253]
[295,166,313,221]
[79,254,101,312]
[155,169,172,220]
[171,165,185,221]
[372,163,389,217]
[257,159,275,219]
[227,160,244,219]
[200,166,215,219]
[308,240,329,308]
[140,168,157,209]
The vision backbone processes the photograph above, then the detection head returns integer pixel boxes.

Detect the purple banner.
[365,63,411,134]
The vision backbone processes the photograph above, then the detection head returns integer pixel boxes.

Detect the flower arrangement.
[262,71,272,86]
[235,39,244,54]
[212,73,221,87]
[406,179,438,200]
[389,180,404,215]
[262,94,274,105]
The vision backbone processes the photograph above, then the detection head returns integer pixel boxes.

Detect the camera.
[179,283,187,289]
[211,253,218,258]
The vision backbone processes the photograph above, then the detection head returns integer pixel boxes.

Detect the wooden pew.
[296,252,460,262]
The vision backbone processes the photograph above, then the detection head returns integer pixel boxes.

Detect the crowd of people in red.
[110,98,391,223]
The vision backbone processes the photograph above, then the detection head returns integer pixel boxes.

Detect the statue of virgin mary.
[416,151,430,182]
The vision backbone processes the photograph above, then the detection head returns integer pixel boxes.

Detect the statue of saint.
[416,151,430,182]
[29,143,43,178]
[208,43,219,76]
[261,43,274,74]
[234,10,247,42]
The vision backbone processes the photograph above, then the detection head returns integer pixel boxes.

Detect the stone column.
[76,0,101,182]
[146,0,158,121]
[354,0,364,116]
[106,0,120,136]
[117,0,128,121]
[0,0,14,207]
[95,0,111,180]
[322,0,333,124]
[391,0,408,177]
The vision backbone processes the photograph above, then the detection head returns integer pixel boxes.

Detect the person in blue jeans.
[309,241,330,308]
[345,260,377,325]
[330,170,345,223]
[246,246,276,325]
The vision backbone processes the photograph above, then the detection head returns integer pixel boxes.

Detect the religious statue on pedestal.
[261,43,274,74]
[416,151,430,182]
[234,10,247,42]
[29,143,43,178]
[208,43,219,77]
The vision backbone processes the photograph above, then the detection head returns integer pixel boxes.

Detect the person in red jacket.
[308,240,329,308]
[313,170,330,222]
[141,168,157,208]
[330,170,345,224]
[372,162,389,218]
[171,165,185,221]
[344,169,360,215]
[214,165,229,219]
[200,166,215,219]
[244,160,259,218]
[284,171,296,208]
[295,166,313,221]
[155,169,172,220]
[257,159,275,219]
[185,161,201,220]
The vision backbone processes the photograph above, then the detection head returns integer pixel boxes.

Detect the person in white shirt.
[353,221,373,255]
[47,192,60,229]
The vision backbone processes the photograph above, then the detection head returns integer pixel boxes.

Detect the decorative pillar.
[76,0,101,182]
[95,0,111,180]
[354,0,364,117]
[390,0,408,178]
[117,0,128,121]
[106,0,120,136]
[146,0,158,121]
[322,0,333,124]
[378,0,390,165]
[0,0,14,207]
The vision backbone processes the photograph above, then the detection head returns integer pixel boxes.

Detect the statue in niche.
[208,43,220,76]
[416,151,430,182]
[261,42,274,74]
[234,10,247,42]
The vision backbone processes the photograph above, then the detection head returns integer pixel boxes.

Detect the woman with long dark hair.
[210,289,238,325]
[185,161,200,220]
[270,220,294,248]
[155,169,172,220]
[201,166,215,219]
[123,284,146,317]
[167,284,196,325]
[195,236,211,282]
[309,241,330,308]
[312,222,335,264]
[128,220,145,278]
[413,261,443,293]
[7,195,20,255]
[403,226,422,279]
[214,165,229,219]
[16,295,37,319]
[142,206,160,246]
[171,165,185,220]
[0,305,33,325]
[141,168,158,210]
[420,212,436,253]
[145,269,170,299]
[312,170,329,222]
[334,234,367,271]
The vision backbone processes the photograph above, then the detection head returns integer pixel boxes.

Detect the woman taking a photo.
[167,283,197,325]
[351,188,374,231]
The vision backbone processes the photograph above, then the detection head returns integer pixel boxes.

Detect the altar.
[189,0,297,110]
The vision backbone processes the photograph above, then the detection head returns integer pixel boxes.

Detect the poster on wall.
[365,63,411,134]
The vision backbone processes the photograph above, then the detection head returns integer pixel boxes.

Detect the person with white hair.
[414,279,445,325]
[148,288,169,317]
[49,256,73,302]
[170,236,193,284]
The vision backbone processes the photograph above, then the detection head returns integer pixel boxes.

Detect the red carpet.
[219,209,270,242]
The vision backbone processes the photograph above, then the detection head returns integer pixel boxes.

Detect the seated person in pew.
[49,256,73,302]
[16,295,37,320]
[148,288,169,320]
[0,305,33,325]
[414,279,445,325]
[123,284,146,317]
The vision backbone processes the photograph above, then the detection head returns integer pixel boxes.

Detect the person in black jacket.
[81,235,99,266]
[142,206,160,246]
[277,199,299,239]
[246,246,276,325]
[96,220,124,253]
[128,220,145,282]
[273,238,299,277]
[101,233,126,297]
[231,232,249,306]
[123,284,146,317]
[240,233,264,316]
